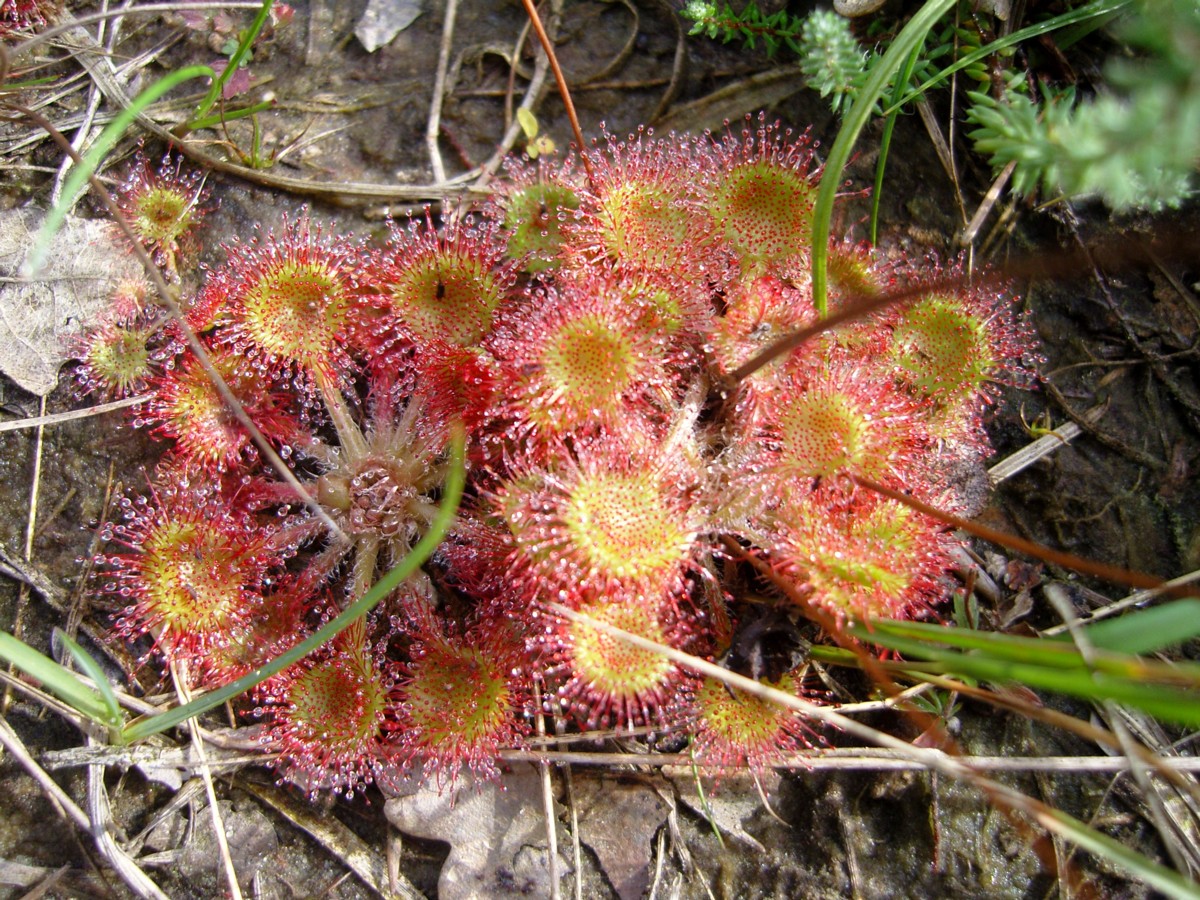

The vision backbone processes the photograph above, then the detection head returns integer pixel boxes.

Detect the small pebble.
[834,0,888,18]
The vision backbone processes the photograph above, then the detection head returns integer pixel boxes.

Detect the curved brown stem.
[519,0,594,185]
[724,231,1200,389]
[852,475,1194,595]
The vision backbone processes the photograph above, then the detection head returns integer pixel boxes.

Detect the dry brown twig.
[171,660,244,900]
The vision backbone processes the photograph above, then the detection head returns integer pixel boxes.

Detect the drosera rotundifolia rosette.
[83,117,1040,793]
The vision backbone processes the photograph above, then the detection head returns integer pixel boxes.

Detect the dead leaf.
[176,800,279,884]
[1002,559,1043,593]
[0,208,140,396]
[573,773,670,900]
[383,764,569,900]
[996,587,1035,630]
[355,0,423,53]
[664,766,784,852]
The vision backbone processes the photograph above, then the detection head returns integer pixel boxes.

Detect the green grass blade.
[119,424,467,745]
[851,625,1200,726]
[860,619,1090,663]
[1040,807,1200,900]
[191,0,274,124]
[2,75,60,88]
[187,99,276,132]
[870,41,926,245]
[948,658,1200,725]
[811,0,957,315]
[25,64,215,277]
[857,617,1200,681]
[885,0,1133,113]
[1068,598,1200,654]
[0,631,119,728]
[53,629,124,730]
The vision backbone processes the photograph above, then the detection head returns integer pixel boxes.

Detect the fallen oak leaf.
[573,772,671,900]
[0,208,140,396]
[382,764,569,900]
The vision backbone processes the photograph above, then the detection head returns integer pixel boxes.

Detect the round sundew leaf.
[540,313,637,416]
[133,184,199,247]
[560,470,695,585]
[138,520,250,634]
[597,181,693,270]
[148,348,300,473]
[83,325,151,397]
[695,675,792,747]
[892,295,993,403]
[615,272,706,339]
[827,243,880,300]
[777,390,871,479]
[766,366,920,485]
[491,272,681,441]
[406,644,513,747]
[112,152,208,270]
[777,493,940,618]
[288,651,389,757]
[502,182,581,273]
[710,160,816,266]
[241,258,350,372]
[567,601,675,709]
[389,248,504,347]
[173,391,237,458]
[692,671,804,768]
[158,362,244,466]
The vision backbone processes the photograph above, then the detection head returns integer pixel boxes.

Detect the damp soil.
[1,1,1199,898]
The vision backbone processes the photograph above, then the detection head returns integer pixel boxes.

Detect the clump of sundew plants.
[83,121,1040,795]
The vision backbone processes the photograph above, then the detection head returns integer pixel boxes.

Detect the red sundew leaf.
[201,213,366,386]
[0,0,49,34]
[391,611,530,784]
[374,215,515,350]
[111,150,211,278]
[481,155,583,274]
[571,127,718,279]
[144,344,304,473]
[703,115,821,270]
[483,270,693,450]
[256,622,396,797]
[689,669,812,771]
[488,426,707,605]
[104,480,284,675]
[540,594,695,730]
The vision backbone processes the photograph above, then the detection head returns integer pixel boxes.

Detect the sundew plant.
[3,2,1200,896]
[75,120,1040,794]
